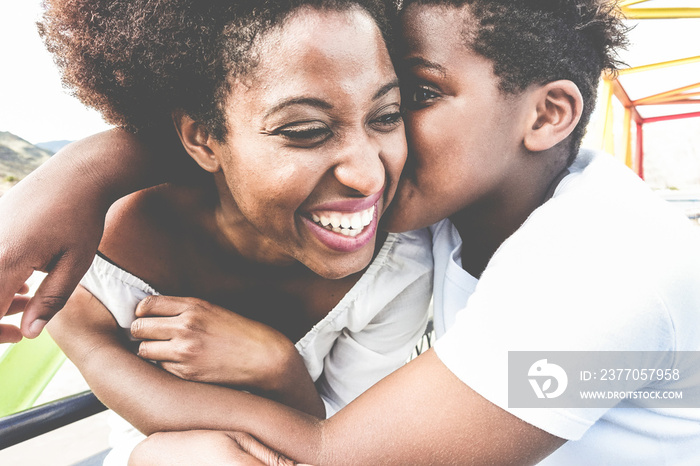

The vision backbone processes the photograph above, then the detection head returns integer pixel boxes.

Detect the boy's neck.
[450,163,570,279]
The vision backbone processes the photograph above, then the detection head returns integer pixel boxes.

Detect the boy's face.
[383,3,534,232]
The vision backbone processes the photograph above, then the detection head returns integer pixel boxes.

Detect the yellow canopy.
[592,0,700,179]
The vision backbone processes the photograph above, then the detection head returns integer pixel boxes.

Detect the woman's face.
[383,3,532,232]
[211,7,405,279]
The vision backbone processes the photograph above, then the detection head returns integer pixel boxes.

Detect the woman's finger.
[137,339,180,363]
[130,316,179,341]
[135,295,197,318]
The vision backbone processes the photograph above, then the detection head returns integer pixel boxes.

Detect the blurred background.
[0,0,698,465]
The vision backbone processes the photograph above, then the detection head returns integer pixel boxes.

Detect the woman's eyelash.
[374,112,403,124]
[278,126,329,139]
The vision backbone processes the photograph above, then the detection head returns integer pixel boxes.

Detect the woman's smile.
[303,188,383,252]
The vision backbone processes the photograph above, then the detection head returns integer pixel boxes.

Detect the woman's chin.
[303,247,375,280]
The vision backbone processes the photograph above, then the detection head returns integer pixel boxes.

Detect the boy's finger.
[7,295,31,316]
[229,432,298,466]
[17,283,30,295]
[0,323,23,343]
[0,268,33,318]
[20,256,89,338]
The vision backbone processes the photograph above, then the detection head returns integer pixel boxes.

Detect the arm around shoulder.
[129,349,565,465]
[0,127,188,340]
[310,349,564,465]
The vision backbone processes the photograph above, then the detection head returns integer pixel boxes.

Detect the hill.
[36,140,72,154]
[0,131,53,194]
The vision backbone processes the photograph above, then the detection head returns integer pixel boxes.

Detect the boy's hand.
[0,284,30,342]
[129,430,300,466]
[0,162,105,341]
[0,128,187,343]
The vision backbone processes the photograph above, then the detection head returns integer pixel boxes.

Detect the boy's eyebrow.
[401,57,447,78]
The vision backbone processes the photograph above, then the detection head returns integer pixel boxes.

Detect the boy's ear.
[523,80,583,152]
[172,110,221,173]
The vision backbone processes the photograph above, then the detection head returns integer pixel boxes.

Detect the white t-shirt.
[432,149,700,465]
[80,229,433,464]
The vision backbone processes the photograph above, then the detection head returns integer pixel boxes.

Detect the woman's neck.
[211,174,298,268]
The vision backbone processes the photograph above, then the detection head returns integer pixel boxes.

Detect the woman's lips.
[302,189,383,252]
[309,188,384,213]
[302,204,378,252]
[310,205,375,237]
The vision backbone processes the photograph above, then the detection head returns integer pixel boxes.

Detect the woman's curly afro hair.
[402,0,629,159]
[39,0,397,141]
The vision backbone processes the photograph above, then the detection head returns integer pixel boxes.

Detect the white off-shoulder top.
[80,228,433,413]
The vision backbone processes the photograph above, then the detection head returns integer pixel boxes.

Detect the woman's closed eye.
[272,121,332,147]
[369,109,403,133]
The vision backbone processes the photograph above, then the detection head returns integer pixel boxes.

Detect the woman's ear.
[523,80,583,152]
[172,110,222,173]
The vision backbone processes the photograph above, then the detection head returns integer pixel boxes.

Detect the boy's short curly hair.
[39,0,396,141]
[402,0,629,159]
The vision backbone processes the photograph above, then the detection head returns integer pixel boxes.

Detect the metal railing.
[0,390,106,450]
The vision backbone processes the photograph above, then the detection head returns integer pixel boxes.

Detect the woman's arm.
[47,286,326,430]
[130,295,325,417]
[51,287,563,465]
[0,127,187,341]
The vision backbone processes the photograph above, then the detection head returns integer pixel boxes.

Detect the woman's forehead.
[232,8,396,105]
[254,7,386,64]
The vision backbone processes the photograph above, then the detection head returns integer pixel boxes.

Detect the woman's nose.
[333,133,385,196]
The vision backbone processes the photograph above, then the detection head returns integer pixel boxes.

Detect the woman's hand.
[131,296,325,417]
[129,430,300,466]
[132,296,295,389]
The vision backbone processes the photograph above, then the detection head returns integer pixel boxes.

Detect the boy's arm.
[133,350,566,466]
[0,127,187,341]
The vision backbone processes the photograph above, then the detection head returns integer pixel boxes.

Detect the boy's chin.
[381,204,433,233]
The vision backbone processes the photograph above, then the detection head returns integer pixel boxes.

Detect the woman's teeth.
[311,206,375,237]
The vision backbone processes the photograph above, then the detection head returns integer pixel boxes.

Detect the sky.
[0,1,111,145]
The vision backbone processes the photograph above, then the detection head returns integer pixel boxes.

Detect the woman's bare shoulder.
[99,183,206,290]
